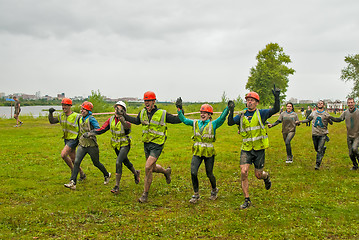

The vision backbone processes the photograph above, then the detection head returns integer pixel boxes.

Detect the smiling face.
[200,111,211,121]
[347,98,355,111]
[62,104,72,115]
[144,100,155,112]
[115,105,125,116]
[317,101,324,110]
[286,103,293,112]
[80,107,89,117]
[246,97,258,111]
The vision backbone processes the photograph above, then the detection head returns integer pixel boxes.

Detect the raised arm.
[48,108,59,124]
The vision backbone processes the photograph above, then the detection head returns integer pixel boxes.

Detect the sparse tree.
[246,43,295,106]
[340,54,359,99]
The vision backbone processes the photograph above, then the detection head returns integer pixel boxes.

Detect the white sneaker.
[104,172,111,185]
[64,180,76,190]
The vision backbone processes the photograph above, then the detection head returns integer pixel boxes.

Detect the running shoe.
[64,180,76,190]
[264,175,271,190]
[111,185,119,194]
[138,193,148,203]
[209,188,219,201]
[79,174,87,182]
[189,194,200,204]
[104,172,111,185]
[19,122,23,126]
[240,200,252,209]
[164,167,171,184]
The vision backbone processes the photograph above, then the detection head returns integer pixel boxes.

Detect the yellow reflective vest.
[192,121,216,157]
[239,109,269,151]
[78,117,97,147]
[58,112,80,140]
[110,116,130,149]
[140,109,167,145]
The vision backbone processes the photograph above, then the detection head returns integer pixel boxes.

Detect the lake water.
[0,106,63,118]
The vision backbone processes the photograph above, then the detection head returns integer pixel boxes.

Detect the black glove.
[228,100,235,112]
[272,84,281,98]
[175,97,183,109]
[49,108,56,113]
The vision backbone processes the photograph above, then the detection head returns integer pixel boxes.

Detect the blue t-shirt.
[82,112,100,130]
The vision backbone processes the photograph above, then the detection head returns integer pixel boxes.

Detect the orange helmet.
[245,92,260,102]
[200,104,213,114]
[81,101,93,111]
[61,98,72,105]
[144,91,156,101]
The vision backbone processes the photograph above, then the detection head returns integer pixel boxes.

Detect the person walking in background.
[122,91,182,203]
[227,85,280,209]
[329,98,359,170]
[89,101,140,194]
[176,97,229,203]
[300,107,305,118]
[48,98,86,181]
[64,101,111,190]
[13,96,23,127]
[299,100,333,170]
[268,102,299,163]
[305,106,312,126]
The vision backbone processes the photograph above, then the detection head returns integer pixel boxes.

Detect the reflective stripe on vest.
[79,116,97,147]
[239,109,269,150]
[192,121,216,157]
[140,109,167,145]
[110,116,130,149]
[59,112,80,140]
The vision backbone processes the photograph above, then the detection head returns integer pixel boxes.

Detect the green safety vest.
[78,117,97,147]
[192,121,216,157]
[58,112,80,140]
[110,116,130,149]
[140,109,167,145]
[239,109,269,151]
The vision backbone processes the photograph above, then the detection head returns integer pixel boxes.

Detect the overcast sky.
[1,0,358,102]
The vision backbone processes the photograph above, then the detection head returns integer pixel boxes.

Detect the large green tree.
[246,43,295,105]
[340,54,359,98]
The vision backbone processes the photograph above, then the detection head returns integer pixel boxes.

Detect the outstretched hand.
[228,100,235,112]
[175,97,183,109]
[272,84,281,98]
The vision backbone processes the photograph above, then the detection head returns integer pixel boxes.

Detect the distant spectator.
[300,107,305,118]
[305,106,312,126]
[13,96,23,127]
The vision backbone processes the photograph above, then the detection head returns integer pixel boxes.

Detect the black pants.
[312,135,327,165]
[191,155,216,193]
[114,145,134,174]
[71,145,109,183]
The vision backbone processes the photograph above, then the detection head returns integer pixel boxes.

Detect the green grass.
[0,113,358,239]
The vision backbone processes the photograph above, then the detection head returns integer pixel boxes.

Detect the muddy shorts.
[64,139,79,150]
[240,149,265,170]
[144,142,164,159]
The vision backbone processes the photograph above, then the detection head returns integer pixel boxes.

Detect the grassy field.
[0,111,358,239]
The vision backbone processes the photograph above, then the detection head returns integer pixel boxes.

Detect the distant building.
[36,91,41,99]
[57,93,65,99]
[299,100,313,104]
[21,94,37,100]
[0,92,5,98]
[288,98,298,104]
[326,100,345,112]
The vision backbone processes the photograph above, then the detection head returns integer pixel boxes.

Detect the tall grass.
[0,110,358,239]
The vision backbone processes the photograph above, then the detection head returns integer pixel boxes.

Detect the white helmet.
[114,101,127,111]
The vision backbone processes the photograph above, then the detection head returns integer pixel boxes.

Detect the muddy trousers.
[312,135,327,166]
[347,137,359,168]
[114,145,134,174]
[71,145,109,183]
[283,132,295,158]
[191,155,216,193]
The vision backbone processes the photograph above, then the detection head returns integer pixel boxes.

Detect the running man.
[122,91,182,203]
[227,85,280,209]
[64,101,111,190]
[89,101,140,194]
[329,98,359,170]
[268,102,299,163]
[176,98,229,203]
[13,96,23,127]
[299,100,333,170]
[49,98,86,180]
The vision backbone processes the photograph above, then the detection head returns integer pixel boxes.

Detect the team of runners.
[47,88,356,209]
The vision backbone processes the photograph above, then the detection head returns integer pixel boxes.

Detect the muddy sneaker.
[134,170,140,184]
[189,194,200,204]
[350,166,358,170]
[164,167,171,184]
[111,185,119,194]
[79,174,87,182]
[14,125,18,127]
[286,156,293,164]
[19,121,23,127]
[209,188,219,201]
[264,175,271,190]
[315,163,320,170]
[138,192,148,203]
[104,172,111,185]
[240,199,252,209]
[64,180,76,190]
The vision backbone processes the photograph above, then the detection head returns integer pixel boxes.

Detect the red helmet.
[245,92,260,102]
[200,104,213,114]
[144,91,156,100]
[81,101,93,111]
[61,98,72,105]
